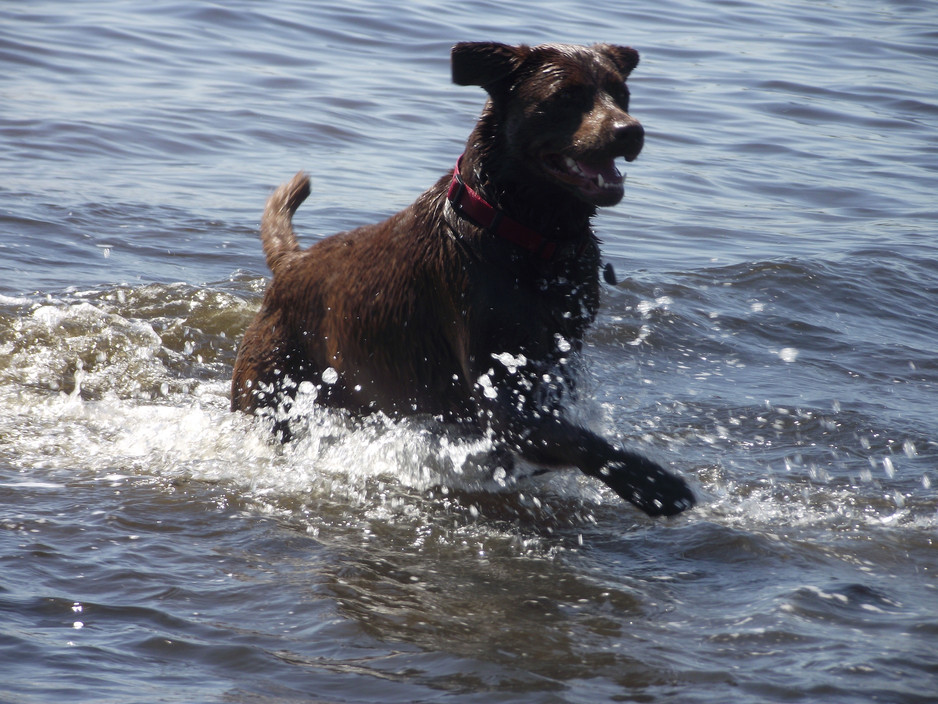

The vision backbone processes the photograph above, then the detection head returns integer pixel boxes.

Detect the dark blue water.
[1,1,936,702]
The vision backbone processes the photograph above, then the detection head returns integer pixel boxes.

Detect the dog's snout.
[613,119,644,161]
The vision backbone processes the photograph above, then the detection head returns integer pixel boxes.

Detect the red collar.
[446,156,560,260]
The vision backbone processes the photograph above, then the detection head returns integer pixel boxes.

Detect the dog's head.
[452,42,644,208]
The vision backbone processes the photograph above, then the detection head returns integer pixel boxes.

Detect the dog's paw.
[595,453,696,517]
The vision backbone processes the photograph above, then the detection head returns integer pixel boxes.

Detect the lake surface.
[1,1,936,702]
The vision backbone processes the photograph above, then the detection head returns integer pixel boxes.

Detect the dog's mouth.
[541,154,626,207]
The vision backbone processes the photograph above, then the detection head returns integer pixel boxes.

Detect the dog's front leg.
[503,412,694,517]
[473,366,695,517]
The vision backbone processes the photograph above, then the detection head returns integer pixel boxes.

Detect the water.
[1,1,936,702]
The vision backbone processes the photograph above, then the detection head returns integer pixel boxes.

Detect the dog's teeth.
[564,156,580,174]
[597,173,605,188]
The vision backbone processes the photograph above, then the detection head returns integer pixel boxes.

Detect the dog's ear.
[595,44,640,78]
[451,42,529,89]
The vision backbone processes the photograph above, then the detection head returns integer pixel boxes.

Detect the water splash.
[2,280,934,540]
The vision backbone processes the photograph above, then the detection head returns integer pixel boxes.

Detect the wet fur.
[231,42,695,517]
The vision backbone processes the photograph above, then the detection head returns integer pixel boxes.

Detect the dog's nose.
[613,119,644,161]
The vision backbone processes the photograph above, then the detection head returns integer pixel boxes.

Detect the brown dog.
[231,42,695,517]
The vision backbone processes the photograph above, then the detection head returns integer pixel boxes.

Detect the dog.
[231,42,695,517]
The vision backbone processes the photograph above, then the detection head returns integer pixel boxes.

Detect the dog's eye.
[608,82,631,111]
[537,83,593,116]
[559,84,594,110]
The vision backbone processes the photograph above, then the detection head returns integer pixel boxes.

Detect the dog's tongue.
[544,154,627,205]
[577,158,623,186]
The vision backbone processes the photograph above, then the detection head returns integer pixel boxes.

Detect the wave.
[1,271,933,539]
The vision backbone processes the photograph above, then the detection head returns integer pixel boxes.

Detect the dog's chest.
[474,263,599,353]
[538,271,598,337]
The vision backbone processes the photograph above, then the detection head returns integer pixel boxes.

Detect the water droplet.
[883,456,895,478]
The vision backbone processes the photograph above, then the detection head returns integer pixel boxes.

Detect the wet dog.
[231,42,695,517]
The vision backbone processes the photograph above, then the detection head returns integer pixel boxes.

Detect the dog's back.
[232,175,469,419]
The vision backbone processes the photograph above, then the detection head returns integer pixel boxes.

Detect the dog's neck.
[448,153,595,261]
[448,156,581,260]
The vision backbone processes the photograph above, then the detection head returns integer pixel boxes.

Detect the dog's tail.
[260,172,310,272]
